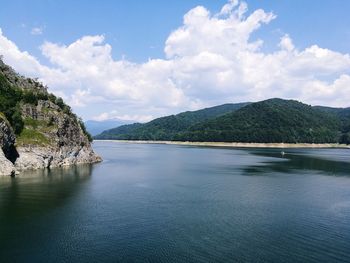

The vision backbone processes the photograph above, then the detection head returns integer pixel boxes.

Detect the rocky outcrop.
[0,114,15,152]
[0,59,101,176]
[0,105,101,176]
[15,145,101,171]
[13,100,102,173]
[0,116,16,176]
[0,58,47,93]
[0,148,15,176]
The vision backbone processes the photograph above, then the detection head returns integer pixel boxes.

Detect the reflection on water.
[0,142,349,262]
[0,164,92,228]
[0,164,94,262]
[243,148,350,176]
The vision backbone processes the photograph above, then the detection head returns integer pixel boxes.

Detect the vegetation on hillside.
[16,128,51,146]
[338,108,350,144]
[95,99,350,144]
[15,117,57,147]
[0,68,92,141]
[179,99,340,143]
[95,103,250,140]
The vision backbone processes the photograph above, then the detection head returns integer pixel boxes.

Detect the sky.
[0,0,350,122]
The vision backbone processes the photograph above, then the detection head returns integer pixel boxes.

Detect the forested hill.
[95,99,350,144]
[178,99,343,143]
[95,102,250,140]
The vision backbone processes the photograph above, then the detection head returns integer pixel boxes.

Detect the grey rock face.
[0,58,47,93]
[0,148,15,176]
[0,116,15,151]
[0,59,102,176]
[0,117,16,176]
[15,145,101,171]
[14,102,102,173]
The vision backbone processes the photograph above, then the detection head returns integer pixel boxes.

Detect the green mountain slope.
[95,102,250,140]
[314,105,350,143]
[96,98,350,144]
[338,108,350,143]
[179,99,341,143]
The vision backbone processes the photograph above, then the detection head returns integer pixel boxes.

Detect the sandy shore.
[94,140,350,149]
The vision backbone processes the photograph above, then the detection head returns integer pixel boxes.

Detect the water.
[1,141,350,262]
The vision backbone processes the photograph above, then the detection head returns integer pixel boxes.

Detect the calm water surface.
[0,141,350,262]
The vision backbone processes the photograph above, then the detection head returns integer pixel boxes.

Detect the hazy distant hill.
[95,99,350,144]
[95,102,250,140]
[85,120,131,136]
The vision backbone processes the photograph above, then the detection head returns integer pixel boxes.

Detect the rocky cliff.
[0,59,101,176]
[0,114,16,176]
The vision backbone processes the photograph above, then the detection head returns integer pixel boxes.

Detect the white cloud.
[164,2,275,58]
[0,28,61,78]
[279,34,294,52]
[1,0,350,123]
[31,27,44,35]
[92,111,153,123]
[219,0,239,16]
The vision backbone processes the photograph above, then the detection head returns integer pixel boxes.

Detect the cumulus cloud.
[0,1,350,122]
[0,28,62,78]
[164,1,275,58]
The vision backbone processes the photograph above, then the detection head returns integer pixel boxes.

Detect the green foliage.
[95,103,250,140]
[55,97,65,109]
[18,117,57,145]
[78,118,93,142]
[0,70,87,144]
[63,104,72,115]
[11,108,24,134]
[0,74,24,134]
[16,128,50,146]
[48,93,57,103]
[24,118,52,129]
[54,96,73,115]
[180,99,341,143]
[22,90,38,105]
[0,72,53,134]
[37,92,49,101]
[339,133,350,144]
[96,99,350,144]
[95,123,142,139]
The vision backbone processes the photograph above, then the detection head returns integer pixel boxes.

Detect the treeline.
[338,108,350,144]
[95,103,250,140]
[176,99,340,143]
[95,99,350,144]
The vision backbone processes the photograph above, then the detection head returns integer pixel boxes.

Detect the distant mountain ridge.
[95,102,250,140]
[95,99,350,144]
[85,119,132,136]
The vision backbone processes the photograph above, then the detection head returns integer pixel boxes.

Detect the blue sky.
[2,0,350,62]
[0,0,350,121]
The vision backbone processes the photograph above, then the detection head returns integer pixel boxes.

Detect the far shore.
[94,140,350,149]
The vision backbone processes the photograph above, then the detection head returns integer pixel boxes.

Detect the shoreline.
[94,140,350,149]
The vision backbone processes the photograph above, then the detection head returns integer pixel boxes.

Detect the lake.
[0,141,350,262]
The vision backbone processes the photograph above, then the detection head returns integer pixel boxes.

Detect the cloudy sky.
[1,0,350,122]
